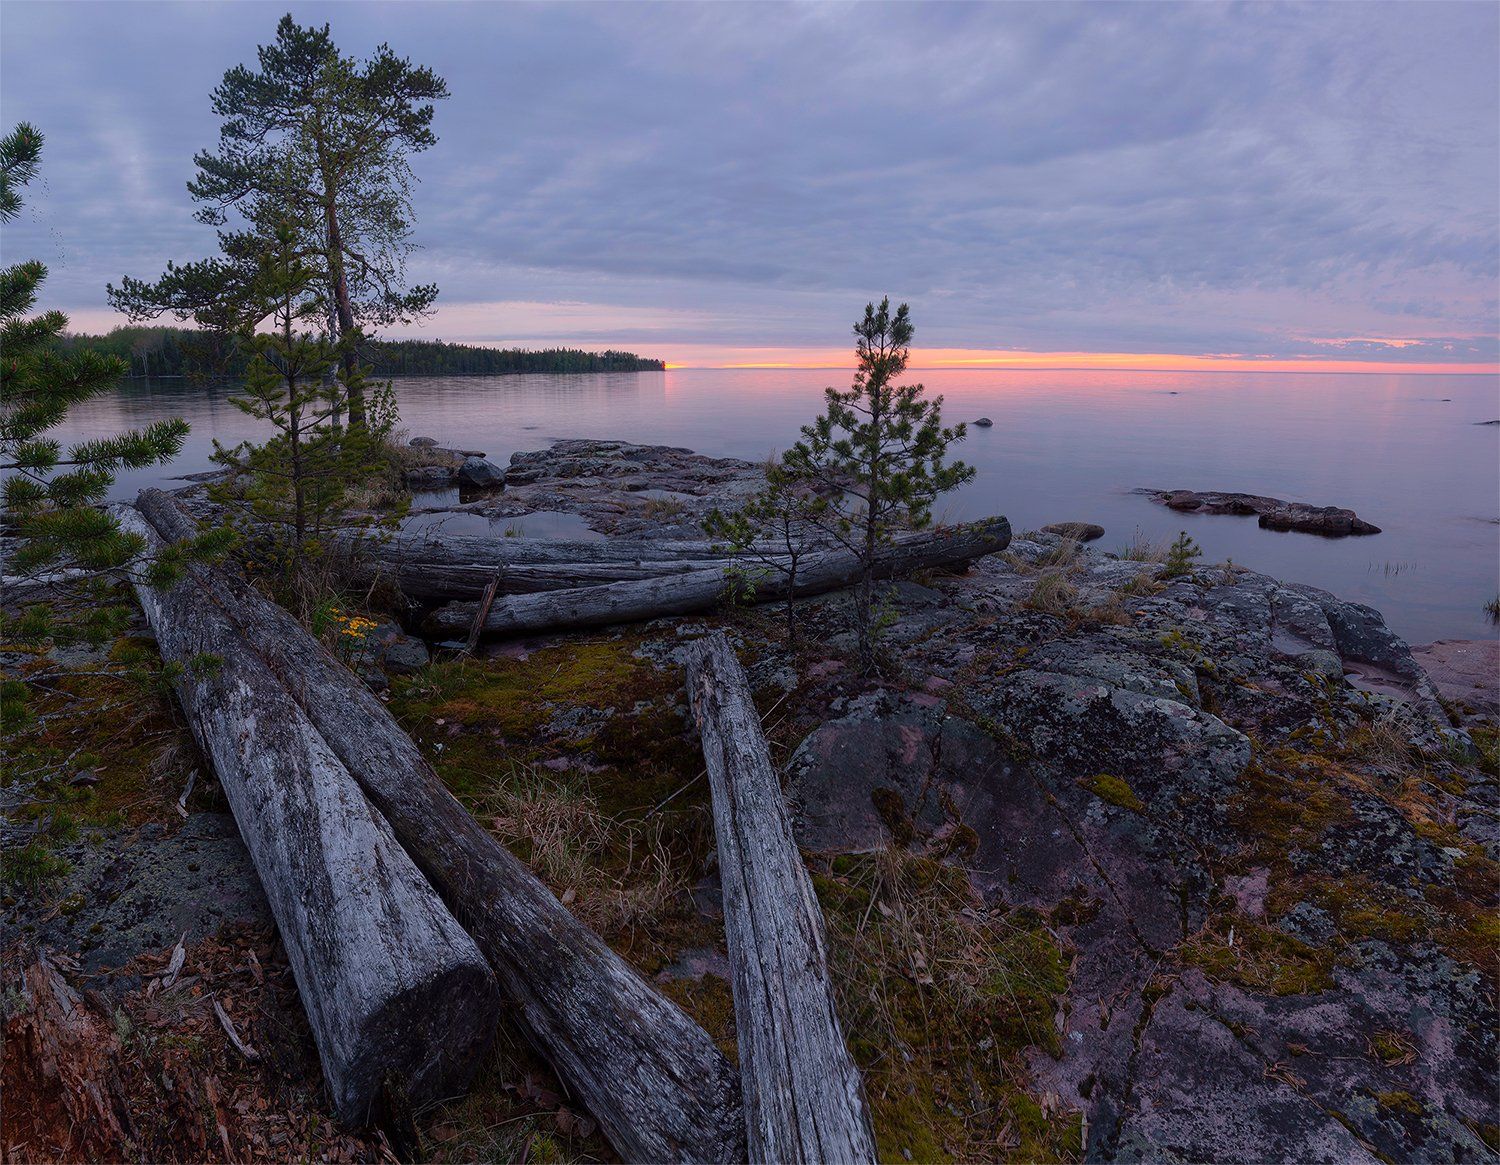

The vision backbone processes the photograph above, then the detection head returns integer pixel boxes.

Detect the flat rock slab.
[1137,488,1381,536]
[456,439,767,539]
[1,814,271,976]
[1412,638,1500,715]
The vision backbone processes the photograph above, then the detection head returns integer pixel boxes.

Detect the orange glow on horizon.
[659,346,1498,374]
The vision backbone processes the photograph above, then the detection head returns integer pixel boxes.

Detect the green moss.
[390,636,703,815]
[1180,919,1335,996]
[1081,773,1144,812]
[1309,876,1431,945]
[871,788,915,846]
[1367,1028,1418,1065]
[815,850,1079,1162]
[1468,724,1500,778]
[659,973,738,1065]
[1373,1090,1424,1116]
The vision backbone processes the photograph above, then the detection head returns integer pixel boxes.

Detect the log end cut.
[340,955,500,1125]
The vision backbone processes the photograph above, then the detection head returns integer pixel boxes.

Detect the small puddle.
[400,509,604,541]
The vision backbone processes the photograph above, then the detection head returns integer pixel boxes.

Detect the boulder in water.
[457,456,507,489]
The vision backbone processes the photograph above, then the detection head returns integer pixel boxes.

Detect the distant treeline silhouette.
[56,327,665,379]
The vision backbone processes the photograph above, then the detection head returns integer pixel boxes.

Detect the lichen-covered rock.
[779,528,1494,1165]
[0,815,271,977]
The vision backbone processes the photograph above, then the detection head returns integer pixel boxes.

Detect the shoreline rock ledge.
[1137,488,1381,536]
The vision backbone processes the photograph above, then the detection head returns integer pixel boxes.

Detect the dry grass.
[1117,529,1169,563]
[1119,568,1165,597]
[1338,710,1423,771]
[475,762,691,939]
[1025,571,1079,616]
[1081,595,1135,627]
[1035,538,1082,571]
[640,497,689,520]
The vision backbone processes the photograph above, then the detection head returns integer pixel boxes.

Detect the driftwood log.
[348,530,759,599]
[131,489,746,1164]
[424,517,1012,638]
[685,632,876,1164]
[112,505,500,1125]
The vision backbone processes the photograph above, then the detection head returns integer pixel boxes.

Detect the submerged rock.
[1412,639,1500,716]
[403,464,454,488]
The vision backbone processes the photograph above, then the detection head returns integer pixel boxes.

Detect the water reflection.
[50,368,1500,644]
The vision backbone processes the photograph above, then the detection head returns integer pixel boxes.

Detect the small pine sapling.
[1162,531,1203,579]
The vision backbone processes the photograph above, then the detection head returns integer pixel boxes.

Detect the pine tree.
[783,299,974,668]
[207,222,398,607]
[107,14,448,426]
[1,123,190,645]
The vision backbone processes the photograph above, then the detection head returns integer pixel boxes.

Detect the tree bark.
[684,632,876,1165]
[323,189,363,427]
[112,505,500,1126]
[423,517,1012,638]
[130,489,748,1164]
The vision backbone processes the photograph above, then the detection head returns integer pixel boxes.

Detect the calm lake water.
[59,368,1500,646]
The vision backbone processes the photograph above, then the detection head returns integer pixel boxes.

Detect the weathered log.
[424,517,1012,638]
[347,528,816,598]
[112,505,500,1126]
[353,529,738,567]
[685,632,876,1164]
[363,555,734,600]
[132,489,747,1164]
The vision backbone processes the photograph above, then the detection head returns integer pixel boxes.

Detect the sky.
[2,1,1497,371]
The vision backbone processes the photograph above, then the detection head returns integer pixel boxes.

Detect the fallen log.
[353,529,740,567]
[346,528,780,599]
[132,489,746,1164]
[685,632,876,1164]
[362,555,734,600]
[424,516,1012,638]
[112,505,500,1126]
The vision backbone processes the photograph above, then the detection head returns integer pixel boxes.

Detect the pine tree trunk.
[324,196,363,428]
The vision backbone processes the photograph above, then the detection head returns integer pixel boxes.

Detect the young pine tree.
[783,299,974,667]
[1,123,190,646]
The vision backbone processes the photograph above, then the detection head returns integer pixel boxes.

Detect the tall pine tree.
[207,221,399,608]
[108,15,447,426]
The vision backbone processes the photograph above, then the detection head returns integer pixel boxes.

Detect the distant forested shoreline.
[56,327,666,379]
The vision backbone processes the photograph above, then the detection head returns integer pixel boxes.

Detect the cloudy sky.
[3,1,1496,369]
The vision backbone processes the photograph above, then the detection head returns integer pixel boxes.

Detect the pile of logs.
[118,489,1002,1159]
[120,491,743,1160]
[354,518,1012,639]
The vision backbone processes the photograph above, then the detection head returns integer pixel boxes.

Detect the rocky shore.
[4,439,1495,1163]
